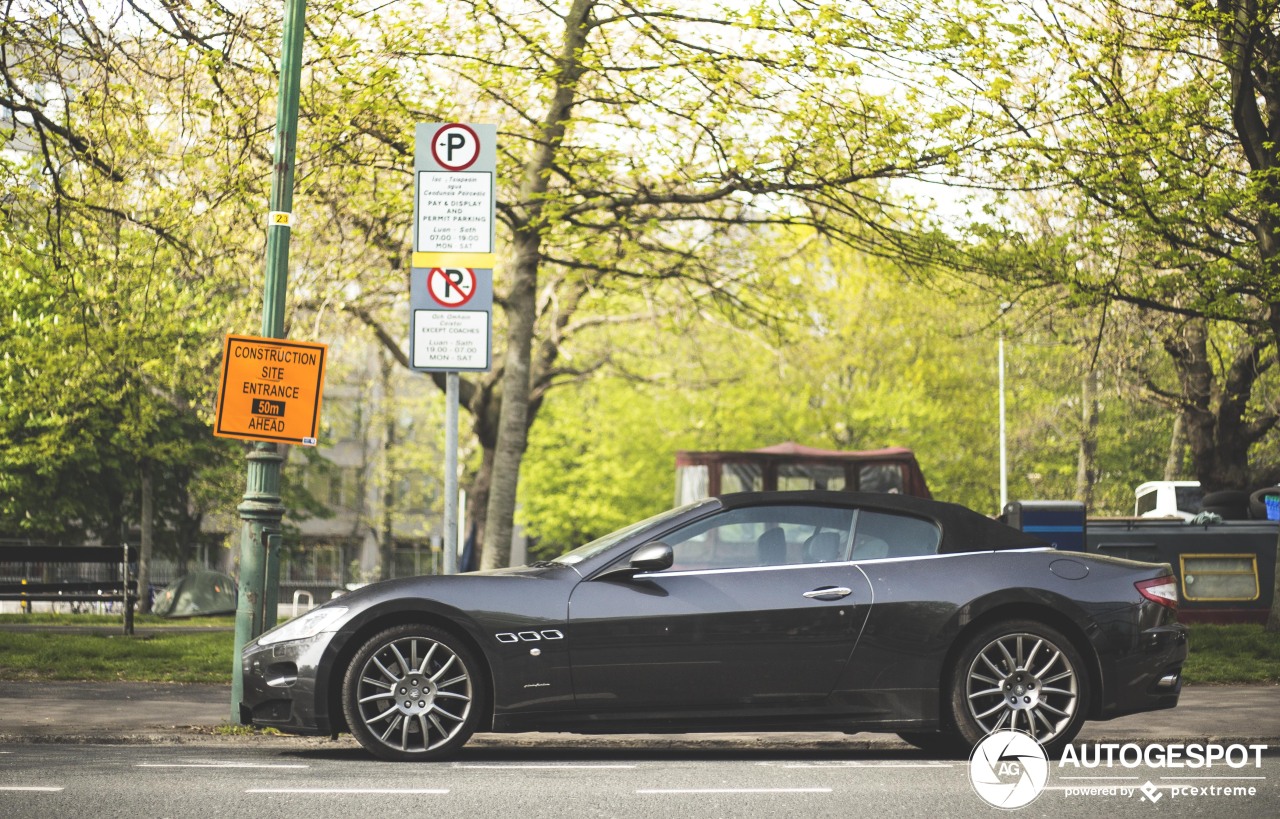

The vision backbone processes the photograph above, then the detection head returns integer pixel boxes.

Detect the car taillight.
[1136,576,1179,610]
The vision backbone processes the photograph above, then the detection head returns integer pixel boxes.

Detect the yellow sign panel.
[412,251,496,269]
[214,334,327,446]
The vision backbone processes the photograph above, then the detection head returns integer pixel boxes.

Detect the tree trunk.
[380,353,395,580]
[1075,369,1098,509]
[176,510,198,576]
[481,241,539,569]
[479,0,594,569]
[1163,413,1186,480]
[467,445,495,566]
[1163,319,1263,492]
[138,460,153,614]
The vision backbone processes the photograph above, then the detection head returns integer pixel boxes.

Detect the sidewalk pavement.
[0,681,1276,750]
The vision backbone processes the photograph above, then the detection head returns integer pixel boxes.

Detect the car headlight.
[256,606,349,646]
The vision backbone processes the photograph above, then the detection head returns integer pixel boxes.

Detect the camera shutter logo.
[969,730,1049,809]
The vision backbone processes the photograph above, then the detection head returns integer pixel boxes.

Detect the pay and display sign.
[214,334,327,445]
[410,123,495,373]
[413,122,496,267]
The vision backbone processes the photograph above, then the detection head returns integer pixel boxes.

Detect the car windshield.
[549,499,718,565]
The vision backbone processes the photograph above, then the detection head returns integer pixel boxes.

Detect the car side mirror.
[595,542,674,581]
[629,542,674,572]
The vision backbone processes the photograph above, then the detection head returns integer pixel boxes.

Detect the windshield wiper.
[527,560,560,568]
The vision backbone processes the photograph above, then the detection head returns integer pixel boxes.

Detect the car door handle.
[803,586,852,600]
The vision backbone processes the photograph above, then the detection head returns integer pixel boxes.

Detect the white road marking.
[137,763,308,769]
[245,788,449,794]
[0,786,63,792]
[1159,776,1267,780]
[1058,776,1140,780]
[638,788,832,794]
[778,762,953,768]
[453,764,637,769]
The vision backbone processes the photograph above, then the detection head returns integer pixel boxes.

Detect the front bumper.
[240,633,334,735]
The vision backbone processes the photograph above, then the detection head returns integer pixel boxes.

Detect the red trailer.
[675,442,931,506]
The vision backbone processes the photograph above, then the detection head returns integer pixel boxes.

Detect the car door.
[830,508,954,714]
[566,504,873,714]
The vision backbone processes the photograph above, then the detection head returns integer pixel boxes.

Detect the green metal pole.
[264,532,282,631]
[232,0,307,724]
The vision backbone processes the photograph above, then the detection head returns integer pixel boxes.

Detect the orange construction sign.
[214,334,327,446]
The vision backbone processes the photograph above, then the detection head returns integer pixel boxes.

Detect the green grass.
[208,722,281,736]
[0,613,234,628]
[1182,624,1280,685]
[0,630,234,683]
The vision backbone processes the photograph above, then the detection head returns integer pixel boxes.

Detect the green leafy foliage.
[1,0,1275,571]
[0,213,239,543]
[0,3,262,547]
[930,0,1280,492]
[519,232,1182,554]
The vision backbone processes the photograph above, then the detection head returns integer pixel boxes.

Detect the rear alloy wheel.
[342,624,485,761]
[949,620,1089,757]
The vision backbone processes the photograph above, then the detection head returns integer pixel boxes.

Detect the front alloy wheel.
[950,620,1088,756]
[342,624,485,761]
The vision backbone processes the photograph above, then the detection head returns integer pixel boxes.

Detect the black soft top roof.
[715,490,1047,554]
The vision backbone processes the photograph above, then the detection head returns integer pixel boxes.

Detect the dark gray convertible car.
[240,491,1187,760]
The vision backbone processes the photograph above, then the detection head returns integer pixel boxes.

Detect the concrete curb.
[1,681,1276,752]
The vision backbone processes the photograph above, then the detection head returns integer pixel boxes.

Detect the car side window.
[655,505,855,572]
[850,510,941,560]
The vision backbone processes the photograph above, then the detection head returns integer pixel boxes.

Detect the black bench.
[0,545,138,634]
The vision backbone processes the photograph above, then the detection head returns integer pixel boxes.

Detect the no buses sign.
[410,266,493,371]
[428,267,477,307]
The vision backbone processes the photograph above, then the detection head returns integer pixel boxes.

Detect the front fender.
[312,571,580,729]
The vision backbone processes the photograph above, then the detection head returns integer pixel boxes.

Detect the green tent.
[152,570,238,618]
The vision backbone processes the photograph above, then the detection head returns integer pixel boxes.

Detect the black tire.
[896,730,969,758]
[1202,490,1249,520]
[1202,489,1248,507]
[342,623,486,761]
[947,619,1089,758]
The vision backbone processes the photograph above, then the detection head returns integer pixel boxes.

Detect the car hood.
[320,563,581,627]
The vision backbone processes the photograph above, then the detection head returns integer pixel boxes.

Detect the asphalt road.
[1,680,1276,816]
[1,743,1276,818]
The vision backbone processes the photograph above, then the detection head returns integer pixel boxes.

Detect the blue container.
[1267,495,1280,522]
[1003,500,1087,552]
